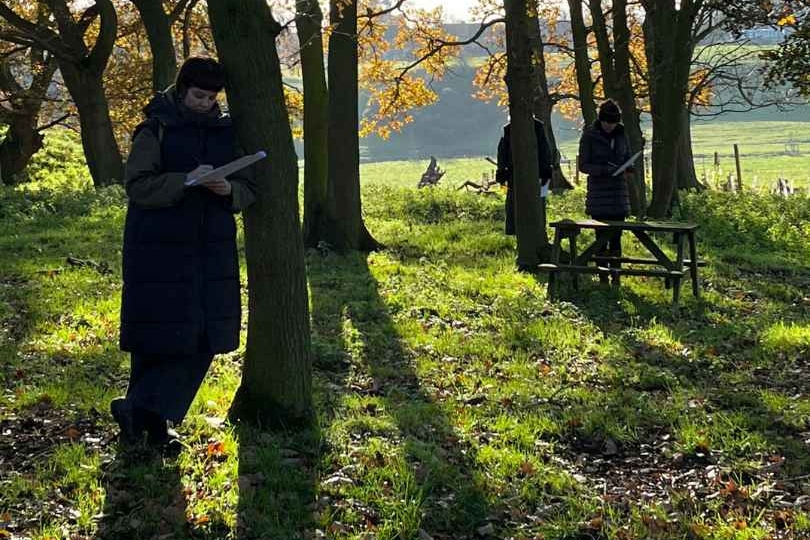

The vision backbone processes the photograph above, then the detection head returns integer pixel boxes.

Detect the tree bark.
[589,0,646,215]
[296,0,329,248]
[641,0,699,217]
[610,0,646,214]
[505,0,543,269]
[208,0,313,426]
[58,64,124,186]
[0,115,44,184]
[0,46,58,184]
[528,12,571,194]
[131,0,178,92]
[567,0,597,126]
[325,0,380,252]
[676,104,702,190]
[0,0,125,186]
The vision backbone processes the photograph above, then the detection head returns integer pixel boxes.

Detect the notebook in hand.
[611,150,642,177]
[185,151,267,186]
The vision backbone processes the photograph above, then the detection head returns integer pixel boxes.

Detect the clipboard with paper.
[611,150,642,177]
[185,150,267,186]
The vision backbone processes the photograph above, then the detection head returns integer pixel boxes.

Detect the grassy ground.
[1,132,810,539]
[557,121,810,191]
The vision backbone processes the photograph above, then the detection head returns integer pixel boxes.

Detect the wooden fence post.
[733,144,743,192]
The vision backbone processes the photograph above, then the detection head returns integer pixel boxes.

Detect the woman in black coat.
[578,99,635,284]
[113,57,257,447]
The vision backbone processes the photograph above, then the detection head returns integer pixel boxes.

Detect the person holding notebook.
[113,56,257,449]
[578,99,635,285]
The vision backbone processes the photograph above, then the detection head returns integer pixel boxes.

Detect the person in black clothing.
[578,99,635,284]
[495,116,553,236]
[112,57,257,448]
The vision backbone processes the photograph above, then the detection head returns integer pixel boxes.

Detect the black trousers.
[126,350,214,423]
[591,214,625,271]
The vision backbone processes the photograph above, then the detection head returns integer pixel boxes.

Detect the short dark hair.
[175,56,226,97]
[598,99,622,124]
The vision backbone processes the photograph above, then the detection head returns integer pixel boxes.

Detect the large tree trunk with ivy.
[641,0,700,217]
[208,0,313,426]
[0,115,43,185]
[567,0,597,126]
[296,0,329,248]
[131,0,179,91]
[505,0,543,269]
[0,48,57,184]
[589,0,646,215]
[325,0,380,252]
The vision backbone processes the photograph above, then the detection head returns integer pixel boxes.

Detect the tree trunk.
[208,0,313,426]
[588,0,618,94]
[0,48,56,184]
[591,0,647,215]
[325,0,380,252]
[0,116,44,184]
[676,104,702,190]
[296,0,329,248]
[132,0,178,91]
[642,1,698,217]
[567,0,597,126]
[528,13,572,194]
[505,0,543,269]
[59,65,124,186]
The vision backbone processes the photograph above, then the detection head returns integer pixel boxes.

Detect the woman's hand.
[200,177,232,196]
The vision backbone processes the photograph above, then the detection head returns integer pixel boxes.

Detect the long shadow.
[94,447,187,540]
[538,252,810,530]
[308,250,492,538]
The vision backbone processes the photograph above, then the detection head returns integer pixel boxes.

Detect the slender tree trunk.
[208,0,313,425]
[588,0,618,94]
[132,0,178,91]
[296,0,329,248]
[59,65,123,186]
[676,104,702,189]
[505,0,543,269]
[590,0,647,215]
[567,0,597,126]
[529,13,572,193]
[325,0,380,252]
[642,0,697,217]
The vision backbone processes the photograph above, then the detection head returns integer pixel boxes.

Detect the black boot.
[110,398,140,444]
[140,408,183,454]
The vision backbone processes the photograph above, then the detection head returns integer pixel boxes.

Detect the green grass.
[559,120,810,190]
[1,131,810,539]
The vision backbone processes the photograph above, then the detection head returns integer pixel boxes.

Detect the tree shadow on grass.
[537,269,810,534]
[308,250,492,538]
[94,447,188,540]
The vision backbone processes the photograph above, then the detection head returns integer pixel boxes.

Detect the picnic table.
[539,219,702,304]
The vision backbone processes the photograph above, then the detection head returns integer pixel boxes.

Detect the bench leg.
[570,234,579,291]
[673,277,681,305]
[688,231,699,297]
[548,229,562,298]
